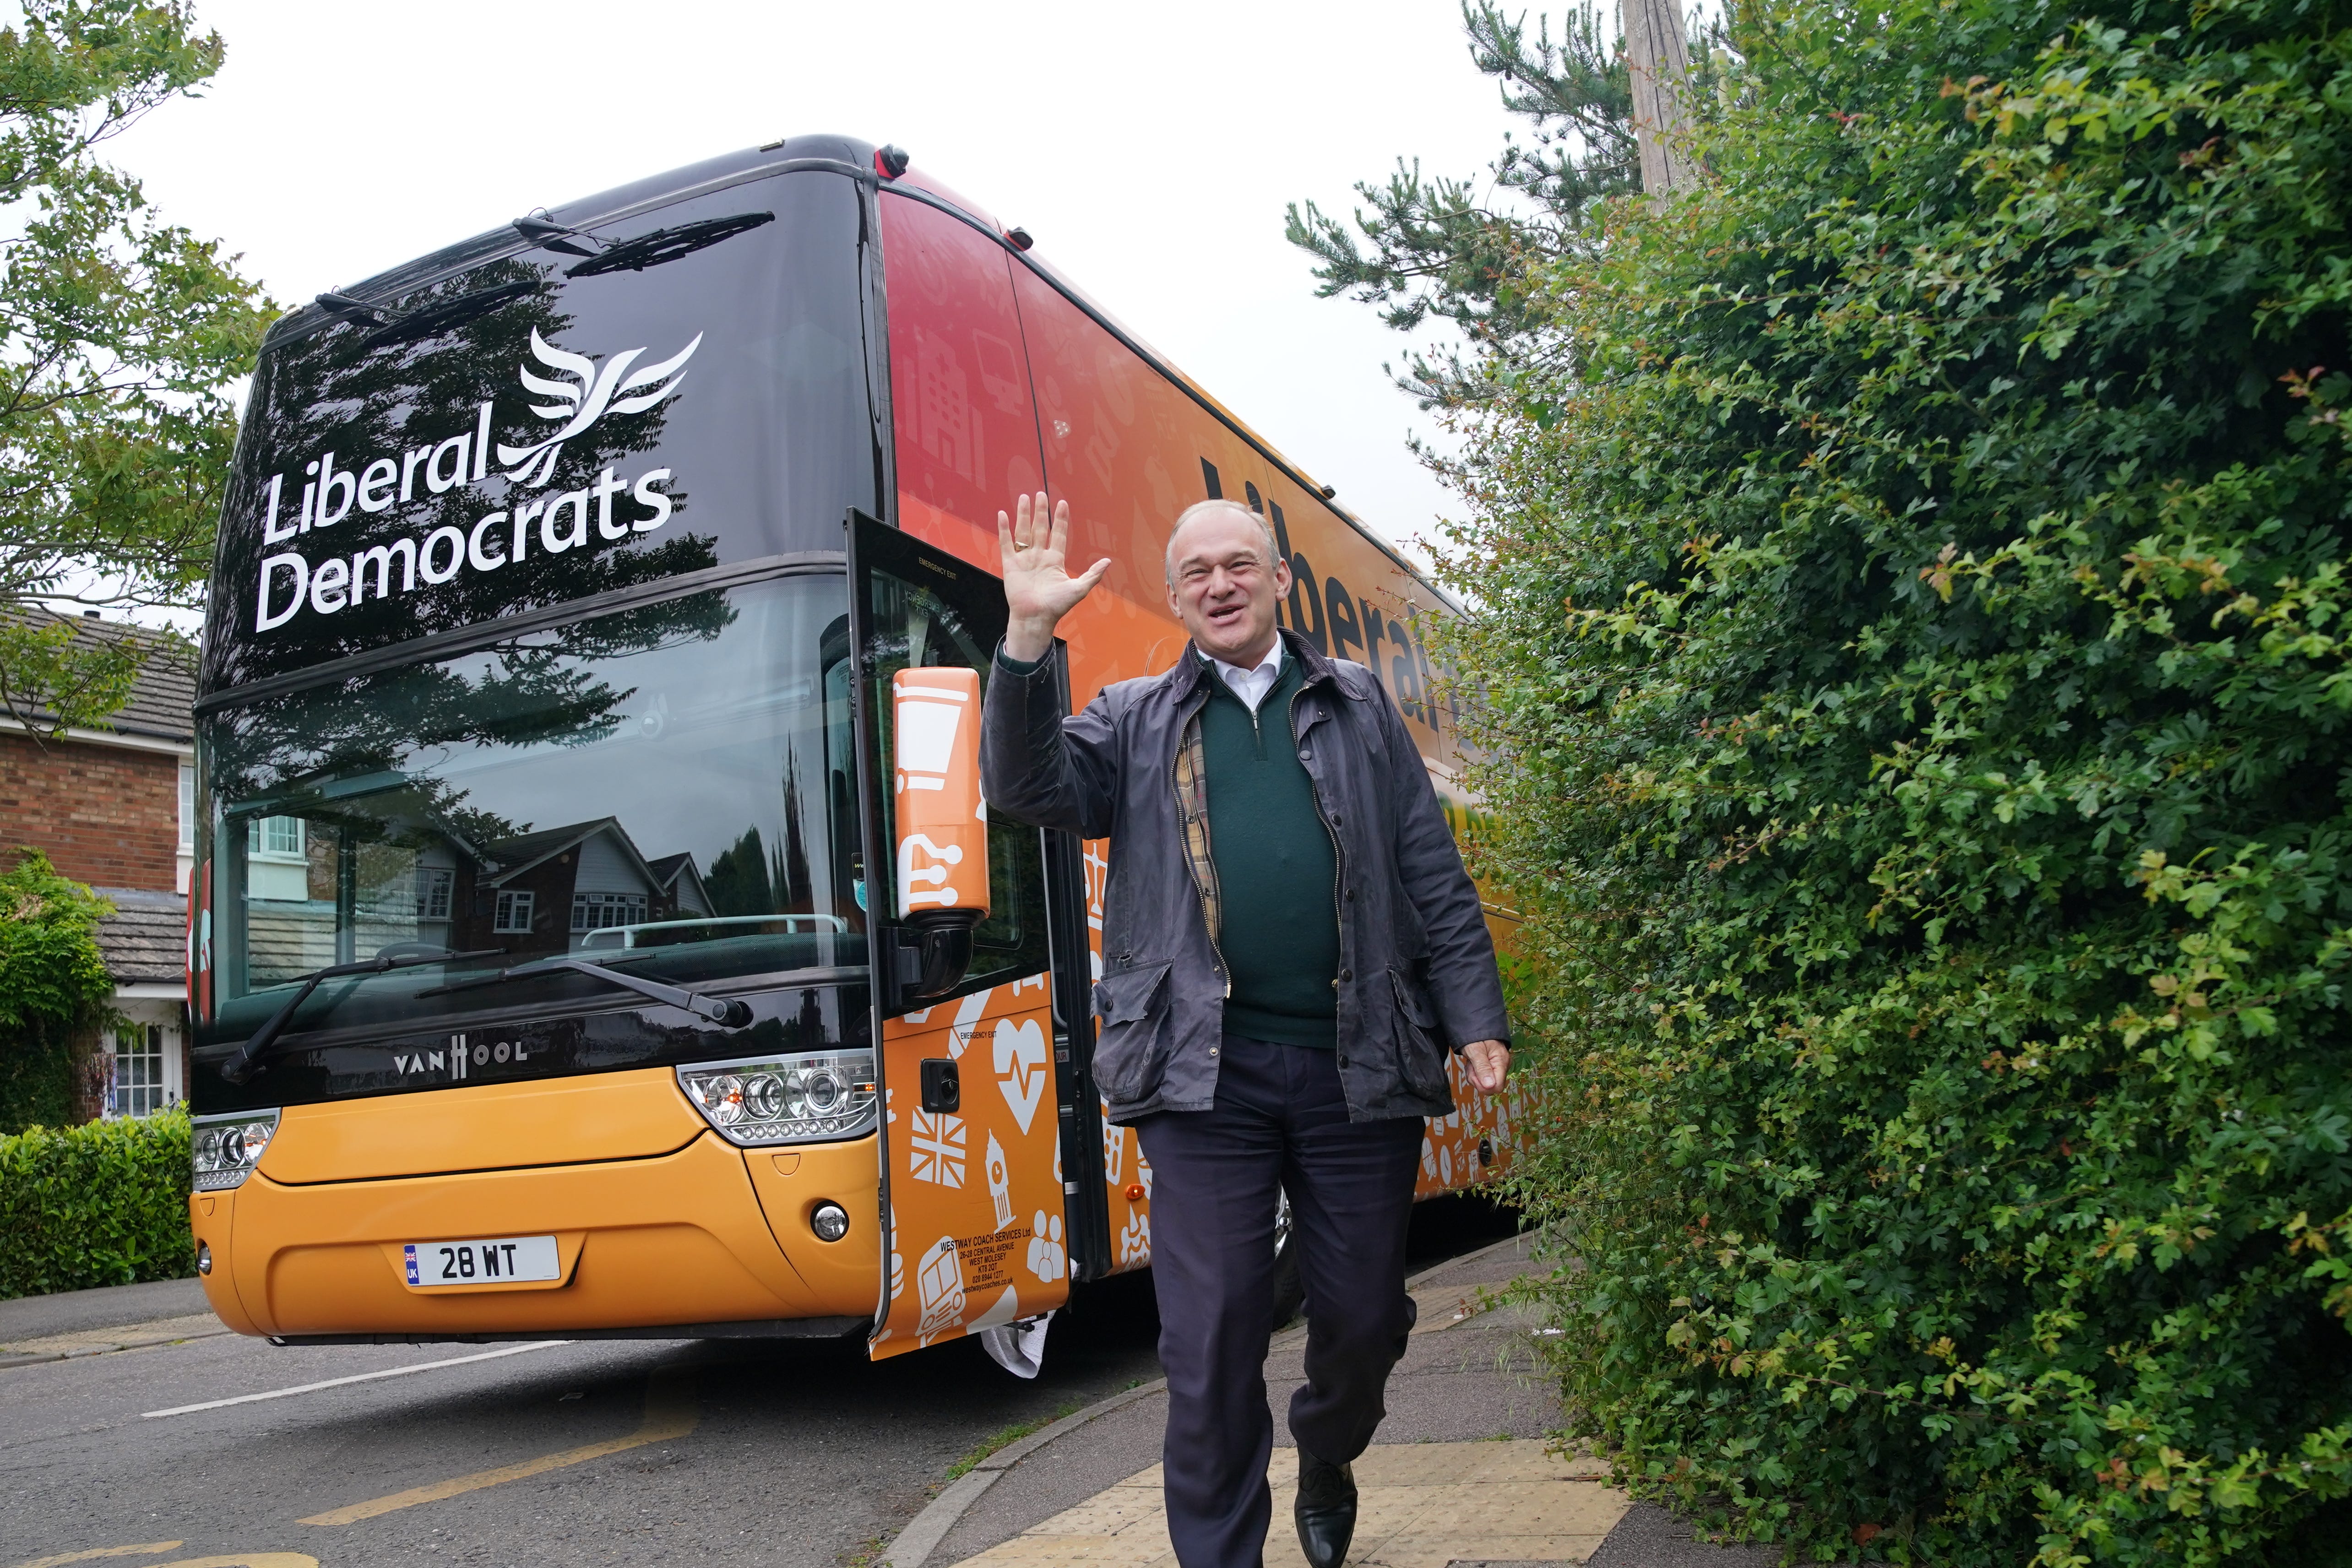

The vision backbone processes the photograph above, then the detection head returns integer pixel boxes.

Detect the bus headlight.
[192,1109,280,1191]
[677,1051,878,1146]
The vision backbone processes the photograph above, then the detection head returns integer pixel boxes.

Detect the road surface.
[1,1197,1516,1568]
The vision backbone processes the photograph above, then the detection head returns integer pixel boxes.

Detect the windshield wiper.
[512,211,601,257]
[363,280,538,351]
[219,946,507,1086]
[418,954,753,1028]
[564,212,773,277]
[313,280,540,352]
[314,289,397,326]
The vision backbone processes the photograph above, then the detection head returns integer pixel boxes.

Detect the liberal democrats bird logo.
[498,328,701,488]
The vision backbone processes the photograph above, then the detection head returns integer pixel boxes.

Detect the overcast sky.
[99,0,1531,583]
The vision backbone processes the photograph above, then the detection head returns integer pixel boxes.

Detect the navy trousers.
[1134,1033,1424,1568]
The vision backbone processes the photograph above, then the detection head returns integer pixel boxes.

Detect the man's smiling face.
[1164,504,1291,667]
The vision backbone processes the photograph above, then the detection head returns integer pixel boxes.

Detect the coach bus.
[184,134,1521,1364]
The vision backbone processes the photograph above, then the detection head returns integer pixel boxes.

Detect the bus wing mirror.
[890,667,989,1003]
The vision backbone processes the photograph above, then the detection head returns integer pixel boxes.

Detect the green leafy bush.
[0,1106,191,1298]
[0,847,114,1132]
[1448,0,2352,1560]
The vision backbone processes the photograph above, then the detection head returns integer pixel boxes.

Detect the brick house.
[0,610,195,1118]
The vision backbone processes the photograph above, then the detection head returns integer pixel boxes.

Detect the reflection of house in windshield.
[473,818,712,955]
[242,814,739,977]
[643,852,712,925]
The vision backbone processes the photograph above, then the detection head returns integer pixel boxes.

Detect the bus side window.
[876,195,1047,555]
[974,820,1042,957]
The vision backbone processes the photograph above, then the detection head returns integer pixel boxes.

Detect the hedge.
[1447,0,2352,1561]
[0,847,115,1134]
[0,1107,194,1299]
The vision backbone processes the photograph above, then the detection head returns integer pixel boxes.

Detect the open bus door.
[846,510,1106,1360]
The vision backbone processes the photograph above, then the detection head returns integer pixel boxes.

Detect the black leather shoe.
[1295,1448,1358,1568]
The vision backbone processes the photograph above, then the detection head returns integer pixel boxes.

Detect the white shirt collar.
[1201,636,1284,714]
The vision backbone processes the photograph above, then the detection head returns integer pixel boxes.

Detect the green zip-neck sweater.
[1201,653,1342,1049]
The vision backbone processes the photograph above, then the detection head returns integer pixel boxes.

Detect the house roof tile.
[92,886,187,988]
[3,610,195,745]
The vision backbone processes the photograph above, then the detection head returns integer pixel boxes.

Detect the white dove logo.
[498,328,701,488]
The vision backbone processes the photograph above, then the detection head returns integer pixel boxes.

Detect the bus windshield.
[197,572,864,1047]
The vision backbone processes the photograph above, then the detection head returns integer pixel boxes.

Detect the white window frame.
[570,890,648,933]
[108,1021,179,1118]
[177,761,196,894]
[247,815,307,862]
[416,867,455,921]
[493,890,535,933]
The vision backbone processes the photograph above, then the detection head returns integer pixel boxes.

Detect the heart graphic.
[994,1017,1048,1134]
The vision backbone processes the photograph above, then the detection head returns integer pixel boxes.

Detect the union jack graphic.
[910,1108,967,1188]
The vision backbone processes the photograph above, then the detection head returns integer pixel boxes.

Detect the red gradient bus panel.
[877,171,1525,1286]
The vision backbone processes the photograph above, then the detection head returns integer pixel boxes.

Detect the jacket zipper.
[1290,685,1347,1001]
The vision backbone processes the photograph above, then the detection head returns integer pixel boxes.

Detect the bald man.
[980,493,1510,1568]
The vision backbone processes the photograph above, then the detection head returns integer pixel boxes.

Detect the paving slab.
[0,1311,234,1366]
[0,1275,209,1342]
[926,1235,1774,1568]
[956,1441,1627,1568]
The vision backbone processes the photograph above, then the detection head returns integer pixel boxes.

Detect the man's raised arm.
[981,493,1118,837]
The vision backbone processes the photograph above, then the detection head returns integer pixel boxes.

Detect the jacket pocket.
[1389,967,1453,1101]
[1092,962,1174,1103]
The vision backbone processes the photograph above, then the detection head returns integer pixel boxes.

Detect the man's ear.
[1272,553,1293,598]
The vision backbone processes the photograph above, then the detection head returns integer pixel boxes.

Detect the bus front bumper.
[189,1130,882,1340]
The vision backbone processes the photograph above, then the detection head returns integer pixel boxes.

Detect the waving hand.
[999,491,1110,661]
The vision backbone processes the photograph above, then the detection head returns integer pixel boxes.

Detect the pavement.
[0,1275,218,1364]
[0,1279,212,1354]
[898,1235,1774,1568]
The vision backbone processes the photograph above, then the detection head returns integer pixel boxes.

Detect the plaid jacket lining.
[1172,709,1222,943]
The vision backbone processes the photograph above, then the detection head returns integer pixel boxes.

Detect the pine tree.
[1284,3,1710,407]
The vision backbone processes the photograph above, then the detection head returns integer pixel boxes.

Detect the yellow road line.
[299,1365,697,1527]
[11,1546,184,1568]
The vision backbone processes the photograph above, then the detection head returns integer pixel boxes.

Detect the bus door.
[847,511,1079,1357]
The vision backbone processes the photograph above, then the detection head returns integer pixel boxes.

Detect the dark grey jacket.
[981,629,1508,1125]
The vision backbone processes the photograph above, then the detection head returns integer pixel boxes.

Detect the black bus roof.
[266,134,883,353]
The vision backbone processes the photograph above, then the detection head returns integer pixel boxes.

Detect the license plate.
[402,1235,561,1288]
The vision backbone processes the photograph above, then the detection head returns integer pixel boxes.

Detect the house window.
[178,763,196,852]
[111,1025,169,1118]
[572,891,648,932]
[248,815,306,858]
[416,868,454,921]
[493,890,535,933]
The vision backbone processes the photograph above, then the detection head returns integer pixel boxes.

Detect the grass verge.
[943,1397,1093,1481]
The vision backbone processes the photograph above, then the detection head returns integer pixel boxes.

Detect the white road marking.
[141,1341,570,1418]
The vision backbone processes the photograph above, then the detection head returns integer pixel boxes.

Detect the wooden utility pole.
[1624,0,1695,195]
